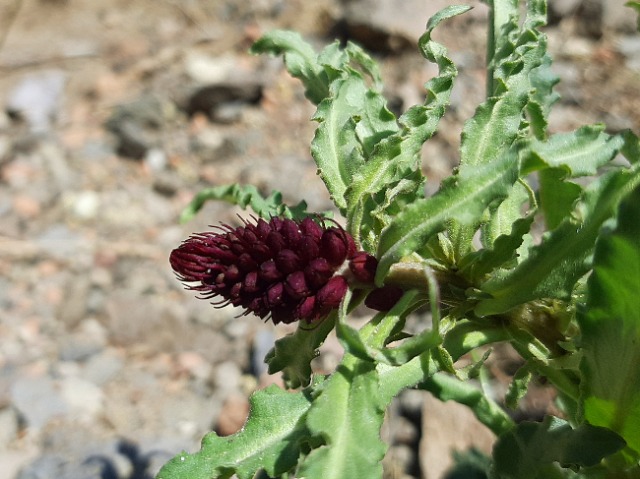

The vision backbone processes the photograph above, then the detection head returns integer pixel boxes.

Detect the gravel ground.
[0,1,638,478]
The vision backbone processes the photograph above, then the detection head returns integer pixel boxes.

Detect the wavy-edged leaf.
[311,74,396,212]
[298,356,386,479]
[492,417,626,478]
[460,213,535,283]
[578,183,640,457]
[157,385,313,479]
[179,184,312,223]
[345,5,469,251]
[538,168,583,230]
[475,164,640,316]
[376,150,521,283]
[265,314,336,389]
[526,52,560,139]
[521,125,624,177]
[250,30,328,104]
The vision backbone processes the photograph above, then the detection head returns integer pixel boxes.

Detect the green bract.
[160,1,640,478]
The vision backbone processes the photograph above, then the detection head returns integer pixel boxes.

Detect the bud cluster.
[170,216,373,324]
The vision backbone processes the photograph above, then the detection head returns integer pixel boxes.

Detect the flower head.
[170,216,357,324]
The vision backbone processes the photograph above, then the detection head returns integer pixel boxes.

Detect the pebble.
[62,190,100,221]
[80,349,124,386]
[0,407,19,448]
[5,70,66,134]
[10,375,68,430]
[59,377,104,420]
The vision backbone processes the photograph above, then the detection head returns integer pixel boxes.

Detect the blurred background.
[0,1,638,478]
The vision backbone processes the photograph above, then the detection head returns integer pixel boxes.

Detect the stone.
[5,70,66,133]
[59,377,104,420]
[80,349,124,386]
[10,375,68,430]
[215,393,249,436]
[336,0,484,52]
[420,393,495,479]
[105,95,169,160]
[0,407,19,448]
[185,82,263,121]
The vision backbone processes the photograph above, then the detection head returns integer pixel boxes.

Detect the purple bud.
[237,253,258,272]
[297,235,320,263]
[259,259,282,282]
[316,275,348,309]
[320,228,356,266]
[296,296,316,320]
[304,258,333,289]
[276,249,302,274]
[243,271,260,293]
[266,231,286,254]
[348,252,378,284]
[300,217,323,241]
[265,282,284,308]
[364,286,404,311]
[280,219,301,244]
[255,218,271,239]
[285,271,310,299]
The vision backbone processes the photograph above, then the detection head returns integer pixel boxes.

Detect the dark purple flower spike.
[170,217,368,324]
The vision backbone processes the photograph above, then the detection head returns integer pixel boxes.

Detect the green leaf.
[626,1,640,31]
[461,212,535,283]
[298,356,387,479]
[376,149,520,283]
[526,52,560,139]
[345,5,467,250]
[504,364,533,410]
[475,164,640,316]
[250,30,328,104]
[419,372,514,436]
[481,180,530,248]
[538,168,583,230]
[492,417,626,478]
[454,8,548,254]
[521,125,625,177]
[179,184,311,223]
[311,73,396,212]
[156,385,313,479]
[578,183,640,457]
[265,314,336,389]
[337,290,440,366]
[621,129,640,164]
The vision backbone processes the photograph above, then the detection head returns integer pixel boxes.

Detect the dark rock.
[185,82,263,121]
[105,95,168,160]
[334,0,468,53]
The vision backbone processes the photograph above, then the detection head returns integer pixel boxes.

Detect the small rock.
[213,361,243,396]
[10,375,68,430]
[185,82,262,121]
[144,147,168,172]
[5,70,66,133]
[420,393,495,479]
[184,52,238,84]
[59,376,104,420]
[81,349,124,386]
[336,0,479,52]
[62,190,101,221]
[58,318,107,362]
[105,95,169,160]
[215,393,249,436]
[0,407,19,447]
